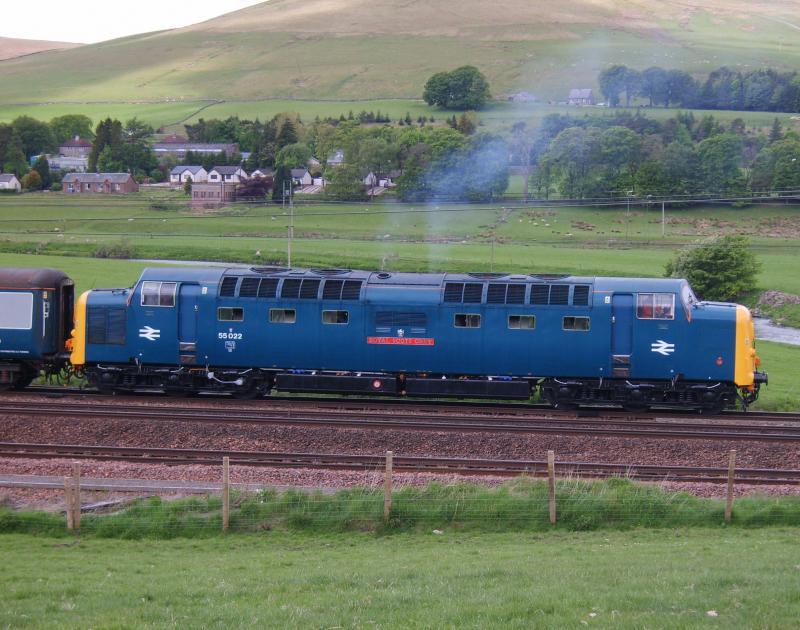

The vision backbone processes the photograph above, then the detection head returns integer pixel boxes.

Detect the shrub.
[665,235,760,301]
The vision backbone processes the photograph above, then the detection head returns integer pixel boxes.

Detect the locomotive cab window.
[141,281,177,307]
[269,308,296,324]
[322,310,349,325]
[454,313,481,328]
[218,307,244,322]
[637,293,675,320]
[508,315,535,330]
[563,316,590,331]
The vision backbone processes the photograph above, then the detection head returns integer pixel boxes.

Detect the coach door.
[178,284,201,365]
[611,293,634,377]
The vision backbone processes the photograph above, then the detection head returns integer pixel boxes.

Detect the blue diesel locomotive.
[0,268,74,390]
[68,266,766,411]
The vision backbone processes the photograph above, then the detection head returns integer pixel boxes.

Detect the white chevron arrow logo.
[651,339,675,356]
[138,326,161,342]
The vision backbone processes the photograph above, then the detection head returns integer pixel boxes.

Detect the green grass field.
[1,528,799,627]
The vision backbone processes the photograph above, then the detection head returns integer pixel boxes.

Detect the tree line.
[598,65,800,112]
[525,111,799,199]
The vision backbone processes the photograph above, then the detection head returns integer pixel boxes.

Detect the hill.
[1,0,799,108]
[0,36,80,61]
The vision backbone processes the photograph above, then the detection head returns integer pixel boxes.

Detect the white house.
[363,171,379,187]
[327,149,345,167]
[208,166,247,184]
[0,174,21,192]
[251,168,274,179]
[291,168,313,186]
[169,165,208,187]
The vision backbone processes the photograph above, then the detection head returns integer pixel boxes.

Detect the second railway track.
[3,399,800,442]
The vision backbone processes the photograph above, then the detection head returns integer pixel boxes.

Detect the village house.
[568,88,595,106]
[208,166,247,184]
[191,182,237,208]
[59,136,92,158]
[507,91,538,103]
[251,167,274,179]
[327,149,345,167]
[0,174,21,192]
[291,168,313,187]
[61,173,139,195]
[169,165,208,187]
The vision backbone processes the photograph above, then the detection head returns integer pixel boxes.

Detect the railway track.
[13,386,799,423]
[2,400,800,442]
[0,441,797,484]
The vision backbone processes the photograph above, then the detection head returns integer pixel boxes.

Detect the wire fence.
[3,450,800,538]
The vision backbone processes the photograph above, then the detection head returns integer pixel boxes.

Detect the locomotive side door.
[178,284,201,365]
[611,293,634,377]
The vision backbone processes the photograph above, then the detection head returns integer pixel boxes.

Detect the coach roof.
[0,268,72,290]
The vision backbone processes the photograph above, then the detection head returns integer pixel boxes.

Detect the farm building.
[568,89,595,106]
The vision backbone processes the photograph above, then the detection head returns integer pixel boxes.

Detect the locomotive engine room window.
[269,308,296,324]
[563,316,590,331]
[508,315,535,330]
[141,281,177,307]
[218,307,244,322]
[322,310,349,325]
[636,293,675,320]
[454,313,481,328]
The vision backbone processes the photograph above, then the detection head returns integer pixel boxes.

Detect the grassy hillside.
[1,0,800,114]
[0,37,79,61]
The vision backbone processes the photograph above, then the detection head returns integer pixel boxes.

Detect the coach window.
[141,281,176,307]
[454,313,481,328]
[508,315,535,330]
[563,316,590,331]
[322,310,349,325]
[218,307,244,322]
[269,308,296,324]
[637,293,675,320]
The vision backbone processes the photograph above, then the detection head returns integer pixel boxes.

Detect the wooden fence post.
[383,451,393,522]
[547,450,556,525]
[222,456,230,532]
[725,450,736,523]
[63,476,74,530]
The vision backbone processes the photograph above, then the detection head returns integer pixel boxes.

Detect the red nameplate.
[367,337,435,346]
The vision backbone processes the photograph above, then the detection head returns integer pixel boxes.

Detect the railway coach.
[0,268,74,390]
[69,266,766,411]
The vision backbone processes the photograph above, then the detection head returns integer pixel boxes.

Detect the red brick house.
[62,173,139,194]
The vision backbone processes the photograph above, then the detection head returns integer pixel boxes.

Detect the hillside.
[0,36,80,61]
[1,0,800,106]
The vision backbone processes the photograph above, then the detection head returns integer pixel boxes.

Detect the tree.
[12,116,54,158]
[665,236,760,301]
[276,120,298,148]
[271,165,292,202]
[32,155,51,189]
[695,133,743,193]
[49,114,94,144]
[423,66,491,110]
[275,143,312,169]
[21,170,43,191]
[598,65,629,107]
[3,130,28,176]
[640,67,669,106]
[326,164,366,201]
[183,176,193,195]
[769,117,783,143]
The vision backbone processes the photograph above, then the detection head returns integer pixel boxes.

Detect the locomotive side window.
[141,281,176,307]
[454,313,481,328]
[218,307,244,322]
[508,315,535,330]
[637,293,675,320]
[269,308,296,324]
[563,316,590,331]
[322,310,349,325]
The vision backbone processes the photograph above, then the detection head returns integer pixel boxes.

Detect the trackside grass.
[3,478,800,539]
[1,527,799,627]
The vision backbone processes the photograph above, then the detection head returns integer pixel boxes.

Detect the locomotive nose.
[734,305,766,401]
